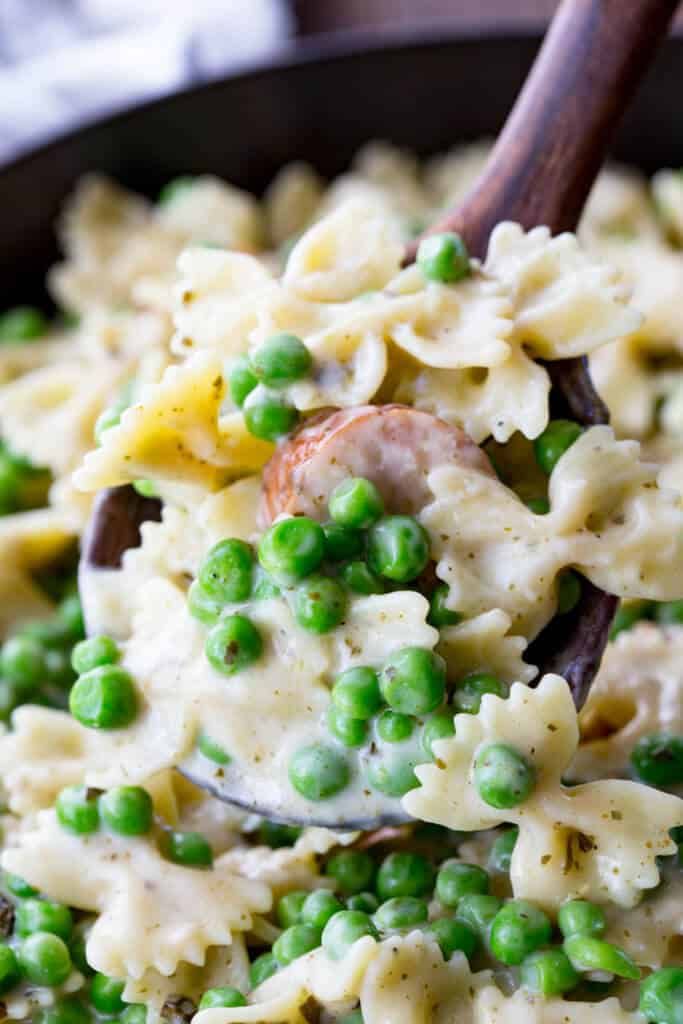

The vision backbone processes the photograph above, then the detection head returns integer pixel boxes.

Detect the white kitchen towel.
[0,0,291,162]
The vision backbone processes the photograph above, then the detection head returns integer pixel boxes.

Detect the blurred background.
[1,0,680,162]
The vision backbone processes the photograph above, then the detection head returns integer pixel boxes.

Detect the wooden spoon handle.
[408,0,679,259]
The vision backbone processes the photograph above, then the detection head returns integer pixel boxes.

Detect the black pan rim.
[0,21,550,177]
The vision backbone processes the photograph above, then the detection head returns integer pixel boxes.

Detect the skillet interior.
[1,28,682,309]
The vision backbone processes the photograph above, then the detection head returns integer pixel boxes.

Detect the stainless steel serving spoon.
[81,0,680,827]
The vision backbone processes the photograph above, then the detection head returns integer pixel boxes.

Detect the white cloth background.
[0,0,292,162]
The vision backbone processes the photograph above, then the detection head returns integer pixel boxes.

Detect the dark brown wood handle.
[408,0,679,259]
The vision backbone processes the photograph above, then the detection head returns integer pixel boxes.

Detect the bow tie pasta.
[404,676,683,909]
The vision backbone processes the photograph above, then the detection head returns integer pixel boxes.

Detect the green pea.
[119,1004,147,1024]
[346,892,379,914]
[373,897,428,932]
[277,891,308,928]
[293,574,347,633]
[249,951,278,988]
[521,948,579,996]
[340,561,385,595]
[453,672,505,715]
[228,356,258,408]
[1,634,46,694]
[56,785,100,835]
[198,987,247,1009]
[258,821,301,848]
[16,899,73,940]
[258,517,325,585]
[474,743,536,808]
[364,748,422,797]
[187,580,223,625]
[302,890,344,930]
[417,233,470,284]
[639,968,683,1024]
[610,600,654,640]
[5,873,37,898]
[427,585,461,628]
[67,928,92,976]
[18,932,72,986]
[159,830,214,869]
[558,900,606,939]
[534,420,582,475]
[205,614,263,675]
[455,893,502,940]
[69,665,137,729]
[322,522,364,562]
[198,538,254,603]
[99,786,153,836]
[557,571,582,615]
[329,478,384,530]
[376,852,434,902]
[630,733,683,787]
[367,515,430,583]
[563,934,640,980]
[325,851,375,895]
[379,646,446,715]
[489,900,552,966]
[39,1000,91,1024]
[488,827,518,874]
[327,707,366,747]
[436,861,489,908]
[526,497,550,515]
[655,600,683,626]
[332,667,381,720]
[90,974,126,1015]
[244,396,298,441]
[289,743,350,801]
[321,911,378,961]
[273,923,321,966]
[0,944,19,994]
[421,711,455,757]
[197,731,231,765]
[251,334,312,388]
[71,635,118,676]
[376,710,415,743]
[157,176,195,205]
[288,745,350,806]
[0,306,46,342]
[57,593,85,641]
[428,917,478,960]
[132,479,158,498]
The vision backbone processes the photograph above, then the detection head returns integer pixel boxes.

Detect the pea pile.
[55,780,215,869]
[68,636,138,731]
[210,842,683,1017]
[0,868,129,1024]
[0,587,84,722]
[187,474,529,804]
[229,333,313,442]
